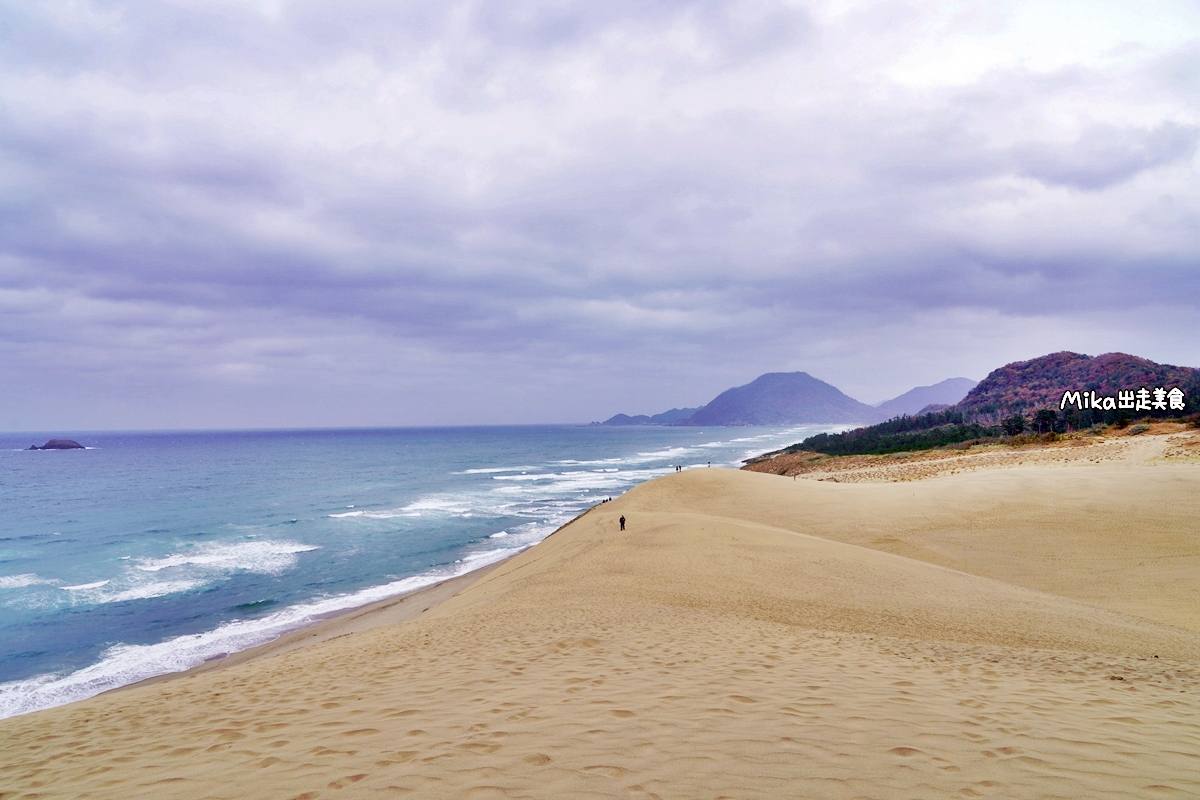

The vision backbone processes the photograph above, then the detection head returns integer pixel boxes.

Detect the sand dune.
[731,430,1200,631]
[3,434,1199,799]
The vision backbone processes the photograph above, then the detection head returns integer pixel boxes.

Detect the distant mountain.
[874,377,978,419]
[603,407,702,426]
[765,351,1200,459]
[681,372,885,426]
[649,407,701,424]
[603,354,1199,431]
[958,352,1200,420]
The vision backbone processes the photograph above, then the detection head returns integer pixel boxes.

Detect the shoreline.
[108,555,515,695]
[108,504,600,696]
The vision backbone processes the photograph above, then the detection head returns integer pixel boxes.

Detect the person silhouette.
[619,515,626,531]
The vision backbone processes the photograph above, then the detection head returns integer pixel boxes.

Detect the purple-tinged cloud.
[0,0,1198,429]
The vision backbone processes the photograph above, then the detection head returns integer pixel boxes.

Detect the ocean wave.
[329,493,537,524]
[457,466,541,475]
[0,546,530,721]
[0,574,59,589]
[4,576,211,611]
[99,580,207,604]
[328,495,526,522]
[395,496,483,516]
[367,510,418,519]
[136,540,319,575]
[51,579,206,606]
[490,467,666,495]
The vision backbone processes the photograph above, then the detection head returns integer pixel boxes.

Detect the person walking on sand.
[619,515,626,531]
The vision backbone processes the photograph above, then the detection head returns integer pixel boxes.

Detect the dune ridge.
[2,433,1199,798]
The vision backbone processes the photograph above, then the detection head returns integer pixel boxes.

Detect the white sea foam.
[400,497,477,514]
[0,574,58,589]
[0,545,531,720]
[136,540,318,575]
[490,467,665,496]
[331,498,484,521]
[458,466,541,475]
[329,507,421,520]
[100,580,207,603]
[49,579,206,606]
[9,541,326,609]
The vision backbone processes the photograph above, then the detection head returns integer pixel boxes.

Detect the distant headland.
[599,373,976,427]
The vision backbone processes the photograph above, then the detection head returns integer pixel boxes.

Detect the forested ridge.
[779,352,1200,457]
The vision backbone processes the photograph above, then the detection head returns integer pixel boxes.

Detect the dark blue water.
[0,424,835,717]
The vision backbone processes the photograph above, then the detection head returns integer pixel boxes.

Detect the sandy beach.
[3,430,1200,799]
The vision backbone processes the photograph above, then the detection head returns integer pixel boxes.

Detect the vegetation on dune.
[776,407,1199,459]
[789,410,1001,456]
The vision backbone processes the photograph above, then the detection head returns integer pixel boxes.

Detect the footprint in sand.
[341,728,381,737]
[889,747,923,756]
[583,765,630,777]
[327,773,368,788]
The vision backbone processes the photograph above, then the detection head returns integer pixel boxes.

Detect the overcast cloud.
[2,0,1198,429]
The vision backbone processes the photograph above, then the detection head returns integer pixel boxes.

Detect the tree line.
[788,403,1199,457]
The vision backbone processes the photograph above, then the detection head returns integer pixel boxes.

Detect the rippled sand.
[3,433,1199,799]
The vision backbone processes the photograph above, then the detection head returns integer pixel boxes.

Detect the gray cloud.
[1014,122,1198,190]
[1,0,1199,429]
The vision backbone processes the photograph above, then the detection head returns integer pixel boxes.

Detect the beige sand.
[3,433,1200,799]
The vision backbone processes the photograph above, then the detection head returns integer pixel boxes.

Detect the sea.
[0,423,837,720]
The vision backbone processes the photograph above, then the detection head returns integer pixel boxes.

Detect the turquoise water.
[0,424,834,718]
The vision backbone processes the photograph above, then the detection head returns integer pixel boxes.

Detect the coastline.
[0,423,817,722]
[112,503,597,695]
[110,556,513,693]
[4,438,1199,798]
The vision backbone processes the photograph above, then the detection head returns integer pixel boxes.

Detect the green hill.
[959,352,1200,422]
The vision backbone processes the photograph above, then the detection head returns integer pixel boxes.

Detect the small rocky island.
[28,439,85,450]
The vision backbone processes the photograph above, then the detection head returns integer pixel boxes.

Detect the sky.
[2,0,1198,430]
